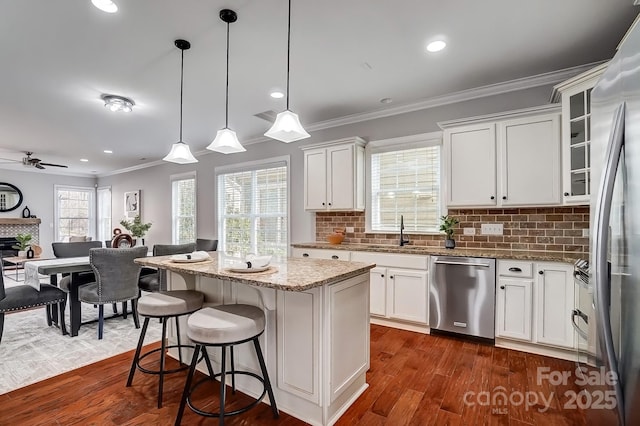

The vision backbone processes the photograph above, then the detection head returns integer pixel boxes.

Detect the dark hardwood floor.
[0,325,585,425]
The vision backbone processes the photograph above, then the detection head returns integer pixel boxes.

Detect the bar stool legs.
[175,336,279,425]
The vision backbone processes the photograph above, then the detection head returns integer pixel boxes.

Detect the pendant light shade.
[264,0,310,143]
[164,39,198,164]
[207,9,246,154]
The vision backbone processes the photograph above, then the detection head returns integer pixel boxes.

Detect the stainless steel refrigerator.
[590,14,640,426]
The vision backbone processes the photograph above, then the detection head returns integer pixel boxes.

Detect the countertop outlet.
[346,226,355,233]
[463,227,476,235]
[481,223,503,235]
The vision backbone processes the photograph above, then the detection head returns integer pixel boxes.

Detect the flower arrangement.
[119,215,152,239]
[439,215,459,248]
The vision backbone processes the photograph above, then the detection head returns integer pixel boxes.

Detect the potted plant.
[12,232,32,257]
[119,215,152,246]
[439,215,459,249]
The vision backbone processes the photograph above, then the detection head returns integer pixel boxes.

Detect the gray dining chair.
[79,246,148,339]
[195,238,218,252]
[138,243,196,293]
[0,266,67,343]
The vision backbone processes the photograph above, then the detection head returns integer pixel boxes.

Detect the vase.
[18,250,27,258]
[445,239,456,249]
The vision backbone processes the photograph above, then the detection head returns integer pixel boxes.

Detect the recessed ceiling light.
[80,158,89,162]
[103,150,113,154]
[91,0,118,13]
[426,40,447,52]
[380,97,393,104]
[101,94,134,112]
[270,91,284,99]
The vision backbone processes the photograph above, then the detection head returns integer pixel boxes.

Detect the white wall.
[0,169,96,257]
[94,85,555,250]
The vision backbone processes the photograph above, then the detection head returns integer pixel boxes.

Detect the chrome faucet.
[400,215,410,246]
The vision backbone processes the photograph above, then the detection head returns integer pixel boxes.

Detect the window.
[367,132,442,233]
[171,172,196,244]
[54,185,96,241]
[217,157,289,257]
[97,186,112,242]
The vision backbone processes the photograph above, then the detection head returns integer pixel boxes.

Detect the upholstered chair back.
[153,243,196,256]
[196,239,218,251]
[52,241,102,258]
[88,246,148,304]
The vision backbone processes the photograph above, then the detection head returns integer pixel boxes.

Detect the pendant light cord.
[225,19,230,128]
[179,47,185,142]
[286,0,291,110]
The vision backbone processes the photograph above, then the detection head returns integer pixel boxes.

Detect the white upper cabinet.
[551,63,606,205]
[499,114,561,205]
[441,105,561,208]
[302,137,366,211]
[445,123,497,207]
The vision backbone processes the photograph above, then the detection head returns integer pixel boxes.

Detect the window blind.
[55,186,95,241]
[172,174,196,244]
[370,145,441,232]
[217,162,288,257]
[96,187,112,242]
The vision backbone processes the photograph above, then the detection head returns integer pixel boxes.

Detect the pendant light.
[206,9,246,154]
[163,39,198,164]
[264,0,310,143]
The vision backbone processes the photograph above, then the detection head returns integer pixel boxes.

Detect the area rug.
[0,277,162,394]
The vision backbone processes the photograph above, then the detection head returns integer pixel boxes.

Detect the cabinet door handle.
[500,285,505,290]
[331,255,339,260]
[502,196,507,200]
[508,267,522,272]
[564,192,570,196]
[490,196,495,200]
[302,253,309,257]
[538,270,544,275]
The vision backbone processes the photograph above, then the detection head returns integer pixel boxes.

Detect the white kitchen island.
[135,253,375,426]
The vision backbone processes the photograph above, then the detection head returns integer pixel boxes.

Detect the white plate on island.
[170,257,211,263]
[227,265,271,273]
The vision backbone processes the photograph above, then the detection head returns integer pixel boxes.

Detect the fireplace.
[0,237,19,266]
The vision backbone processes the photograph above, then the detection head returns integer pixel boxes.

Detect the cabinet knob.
[302,253,309,257]
[328,202,332,206]
[502,196,507,200]
[500,285,505,290]
[564,192,570,196]
[322,202,325,206]
[490,196,495,200]
[389,276,394,279]
[538,270,544,275]
[381,274,384,278]
[331,255,339,260]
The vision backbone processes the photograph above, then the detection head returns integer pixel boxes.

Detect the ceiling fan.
[22,152,68,169]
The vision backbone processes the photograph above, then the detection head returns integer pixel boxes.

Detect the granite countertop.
[135,252,375,292]
[291,242,586,264]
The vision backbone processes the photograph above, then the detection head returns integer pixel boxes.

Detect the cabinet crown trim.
[300,136,367,151]
[438,104,560,129]
[549,62,608,102]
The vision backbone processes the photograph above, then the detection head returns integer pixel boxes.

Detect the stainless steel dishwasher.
[429,256,496,339]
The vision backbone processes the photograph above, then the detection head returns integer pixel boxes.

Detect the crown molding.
[438,104,561,129]
[549,62,608,102]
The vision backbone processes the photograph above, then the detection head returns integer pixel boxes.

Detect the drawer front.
[351,251,428,270]
[292,248,351,261]
[497,260,533,278]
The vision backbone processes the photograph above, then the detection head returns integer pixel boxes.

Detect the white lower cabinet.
[496,278,533,341]
[369,267,387,317]
[496,260,574,350]
[387,268,429,323]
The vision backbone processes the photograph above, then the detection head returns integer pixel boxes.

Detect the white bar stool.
[126,290,204,408]
[175,304,279,425]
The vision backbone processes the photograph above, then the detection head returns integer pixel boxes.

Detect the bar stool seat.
[127,290,204,408]
[175,304,279,425]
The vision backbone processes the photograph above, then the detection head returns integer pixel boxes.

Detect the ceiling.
[0,0,636,176]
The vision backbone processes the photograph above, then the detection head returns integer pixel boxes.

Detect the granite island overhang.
[135,253,376,426]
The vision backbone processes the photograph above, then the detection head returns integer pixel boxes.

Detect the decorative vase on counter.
[26,247,34,259]
[18,250,27,258]
[445,238,456,249]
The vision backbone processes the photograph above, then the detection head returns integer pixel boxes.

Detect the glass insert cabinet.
[553,63,606,205]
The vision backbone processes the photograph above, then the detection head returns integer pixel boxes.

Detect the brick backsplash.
[315,206,589,253]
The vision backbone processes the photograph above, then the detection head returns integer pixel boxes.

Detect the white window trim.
[365,131,445,234]
[215,155,290,254]
[171,170,197,244]
[53,184,97,241]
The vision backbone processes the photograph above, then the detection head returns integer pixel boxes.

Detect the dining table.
[24,256,93,337]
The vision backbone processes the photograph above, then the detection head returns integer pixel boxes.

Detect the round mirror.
[0,182,23,212]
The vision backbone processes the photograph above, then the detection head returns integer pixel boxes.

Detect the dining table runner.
[24,257,89,291]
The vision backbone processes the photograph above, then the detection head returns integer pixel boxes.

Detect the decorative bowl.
[327,233,345,245]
